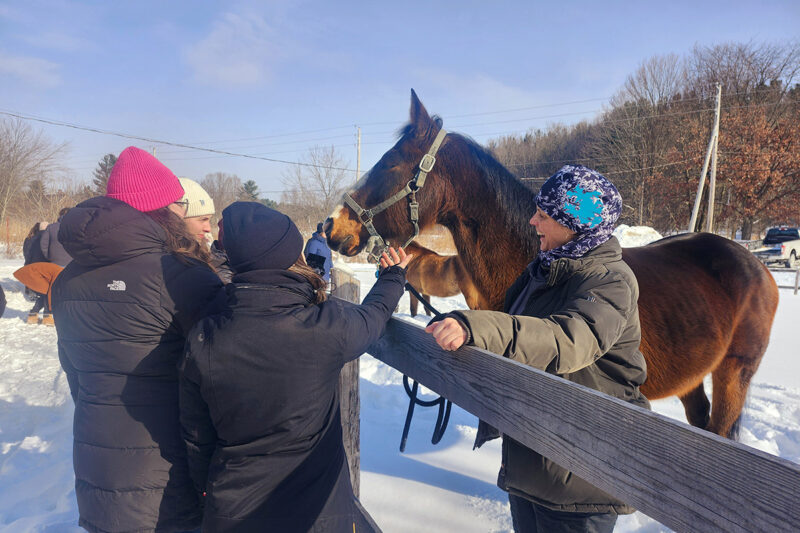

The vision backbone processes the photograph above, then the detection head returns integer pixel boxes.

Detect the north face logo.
[107,280,126,291]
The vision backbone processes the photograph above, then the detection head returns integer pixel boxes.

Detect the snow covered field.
[1,229,798,532]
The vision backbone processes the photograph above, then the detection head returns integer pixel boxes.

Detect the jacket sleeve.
[39,227,51,260]
[324,247,332,276]
[326,265,406,363]
[179,334,216,495]
[453,270,635,374]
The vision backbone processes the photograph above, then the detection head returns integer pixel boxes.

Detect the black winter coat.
[52,196,225,533]
[23,231,47,265]
[179,266,406,532]
[209,241,233,284]
[40,220,72,266]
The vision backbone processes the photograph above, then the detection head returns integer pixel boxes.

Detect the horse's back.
[623,232,777,303]
[622,232,779,400]
[405,243,461,297]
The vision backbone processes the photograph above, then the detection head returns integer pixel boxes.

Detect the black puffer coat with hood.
[52,196,225,533]
[179,201,407,532]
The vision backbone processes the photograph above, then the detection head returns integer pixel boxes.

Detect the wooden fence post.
[331,267,361,497]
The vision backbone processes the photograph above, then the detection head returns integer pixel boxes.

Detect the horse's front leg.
[679,383,711,430]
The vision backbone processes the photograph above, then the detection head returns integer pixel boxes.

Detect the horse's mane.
[395,117,539,259]
[452,133,540,258]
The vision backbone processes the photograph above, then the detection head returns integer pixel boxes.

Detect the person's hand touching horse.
[379,246,413,270]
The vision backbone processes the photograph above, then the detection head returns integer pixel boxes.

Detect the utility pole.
[355,126,361,184]
[706,106,720,233]
[688,83,722,232]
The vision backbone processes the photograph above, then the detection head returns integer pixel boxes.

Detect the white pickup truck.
[753,226,800,268]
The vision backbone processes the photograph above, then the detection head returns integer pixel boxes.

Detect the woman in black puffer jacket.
[179,202,411,532]
[52,146,225,533]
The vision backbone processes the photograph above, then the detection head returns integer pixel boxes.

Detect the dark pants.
[509,494,617,533]
[29,293,49,314]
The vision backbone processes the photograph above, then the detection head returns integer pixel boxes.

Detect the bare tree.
[280,145,350,233]
[614,53,687,108]
[200,172,245,215]
[17,176,88,222]
[0,117,66,225]
[688,41,800,107]
[590,54,687,226]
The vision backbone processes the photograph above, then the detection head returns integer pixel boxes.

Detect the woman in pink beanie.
[52,146,225,533]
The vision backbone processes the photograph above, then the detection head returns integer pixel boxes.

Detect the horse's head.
[325,90,448,257]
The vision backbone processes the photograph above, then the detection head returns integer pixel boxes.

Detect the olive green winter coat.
[451,237,649,514]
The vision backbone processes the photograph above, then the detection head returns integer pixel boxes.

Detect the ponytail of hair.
[288,255,327,304]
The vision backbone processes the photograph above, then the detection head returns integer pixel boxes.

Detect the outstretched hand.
[379,247,414,270]
[425,317,468,351]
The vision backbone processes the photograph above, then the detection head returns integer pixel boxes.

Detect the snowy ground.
[1,228,798,532]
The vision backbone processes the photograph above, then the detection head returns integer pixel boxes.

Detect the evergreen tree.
[93,154,117,195]
[241,179,260,201]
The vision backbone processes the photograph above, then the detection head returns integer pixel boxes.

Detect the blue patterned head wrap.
[534,165,622,267]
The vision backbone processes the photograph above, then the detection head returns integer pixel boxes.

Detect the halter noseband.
[342,128,447,262]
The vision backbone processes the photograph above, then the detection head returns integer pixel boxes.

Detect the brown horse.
[325,90,780,439]
[404,241,481,316]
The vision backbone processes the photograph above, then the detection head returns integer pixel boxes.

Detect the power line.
[4,93,791,170]
[0,110,357,172]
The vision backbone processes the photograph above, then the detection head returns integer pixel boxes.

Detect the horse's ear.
[409,89,434,133]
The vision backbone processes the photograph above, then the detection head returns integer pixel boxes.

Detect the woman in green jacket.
[427,165,649,533]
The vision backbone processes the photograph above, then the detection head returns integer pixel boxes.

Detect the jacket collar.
[545,237,622,286]
[231,269,316,306]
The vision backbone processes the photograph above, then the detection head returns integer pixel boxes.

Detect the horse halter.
[342,128,447,262]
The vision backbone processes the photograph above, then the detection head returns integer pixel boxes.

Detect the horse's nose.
[323,217,333,236]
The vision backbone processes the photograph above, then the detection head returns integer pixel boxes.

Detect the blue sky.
[1,0,798,201]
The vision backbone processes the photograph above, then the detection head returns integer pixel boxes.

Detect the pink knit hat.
[106,147,185,212]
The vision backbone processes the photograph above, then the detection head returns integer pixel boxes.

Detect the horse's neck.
[439,166,537,310]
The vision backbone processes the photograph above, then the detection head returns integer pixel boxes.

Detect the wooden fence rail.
[367,319,800,532]
[332,267,800,532]
[768,266,800,294]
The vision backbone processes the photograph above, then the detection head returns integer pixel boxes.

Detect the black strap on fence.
[399,282,452,452]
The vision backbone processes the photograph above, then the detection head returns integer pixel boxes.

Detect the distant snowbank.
[614,225,663,247]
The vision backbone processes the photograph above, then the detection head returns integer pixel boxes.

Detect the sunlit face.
[530,207,576,252]
[184,215,212,243]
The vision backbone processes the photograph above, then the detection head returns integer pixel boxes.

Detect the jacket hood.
[58,196,168,267]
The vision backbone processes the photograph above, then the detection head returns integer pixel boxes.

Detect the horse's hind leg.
[707,354,759,440]
[409,293,419,317]
[679,383,710,430]
[707,285,775,439]
[423,295,432,317]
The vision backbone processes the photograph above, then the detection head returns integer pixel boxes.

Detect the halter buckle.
[409,200,419,222]
[358,209,374,224]
[419,153,436,173]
